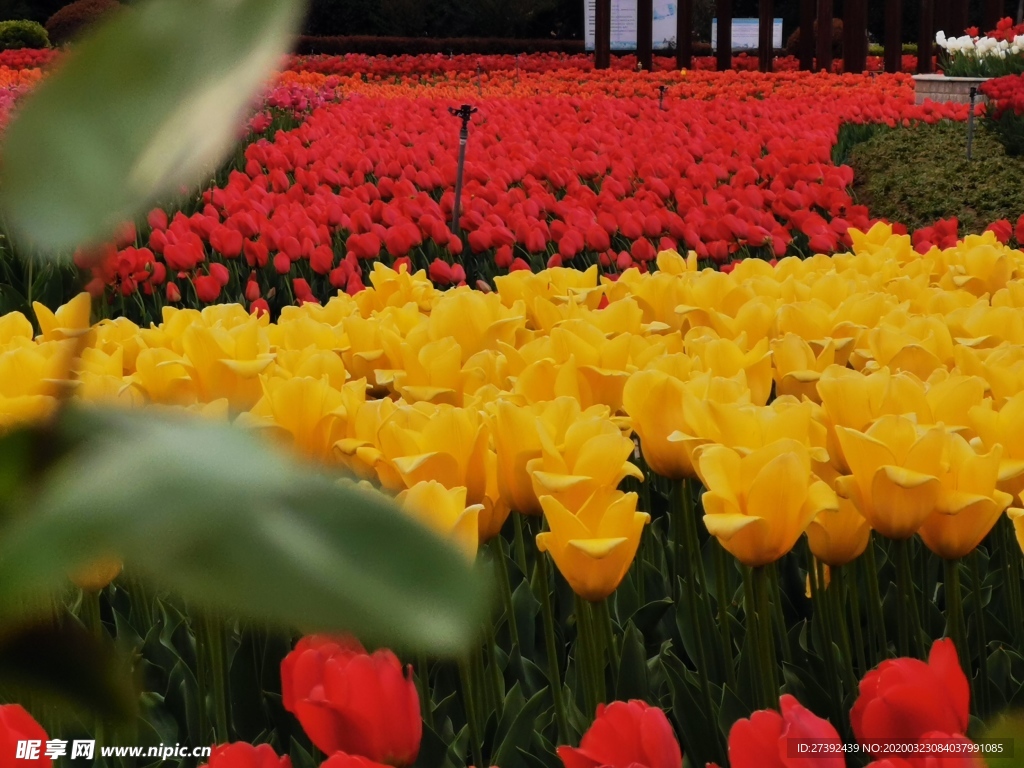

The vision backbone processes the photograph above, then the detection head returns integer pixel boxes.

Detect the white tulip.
[1012,44,1020,54]
[936,30,947,47]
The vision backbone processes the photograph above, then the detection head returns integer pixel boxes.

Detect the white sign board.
[584,0,680,51]
[711,18,784,51]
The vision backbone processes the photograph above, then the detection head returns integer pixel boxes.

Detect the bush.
[785,18,844,59]
[295,35,585,56]
[45,0,119,45]
[0,20,49,50]
[849,119,1024,233]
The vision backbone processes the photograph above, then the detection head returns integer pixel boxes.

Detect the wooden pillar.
[677,0,693,68]
[918,0,935,73]
[934,0,949,40]
[983,0,1004,31]
[596,0,611,69]
[759,0,774,71]
[638,0,653,70]
[799,0,815,69]
[843,0,867,73]
[885,0,903,72]
[716,0,733,70]
[816,0,833,72]
[948,0,968,35]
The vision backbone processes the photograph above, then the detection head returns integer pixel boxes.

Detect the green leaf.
[982,711,1024,768]
[492,687,550,768]
[0,620,138,722]
[0,0,306,253]
[0,407,491,655]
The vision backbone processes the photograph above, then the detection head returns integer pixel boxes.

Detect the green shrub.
[849,119,1024,233]
[45,0,119,46]
[0,20,49,50]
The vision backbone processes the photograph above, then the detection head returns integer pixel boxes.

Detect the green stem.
[840,566,868,677]
[944,559,974,715]
[574,595,600,720]
[742,567,766,709]
[894,538,925,658]
[712,541,737,688]
[458,657,485,768]
[512,512,529,576]
[862,541,889,661]
[537,551,570,742]
[490,536,520,647]
[769,565,793,666]
[998,516,1024,648]
[416,653,431,728]
[483,621,504,715]
[808,555,844,728]
[827,565,858,697]
[969,552,991,719]
[593,598,619,676]
[753,567,779,707]
[203,614,229,744]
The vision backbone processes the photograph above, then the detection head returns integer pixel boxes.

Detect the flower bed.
[2,224,1023,766]
[50,68,976,324]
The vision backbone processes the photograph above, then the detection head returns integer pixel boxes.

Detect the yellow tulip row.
[4,221,1024,599]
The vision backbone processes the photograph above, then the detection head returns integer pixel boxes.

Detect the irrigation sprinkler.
[448,104,478,239]
[659,85,667,110]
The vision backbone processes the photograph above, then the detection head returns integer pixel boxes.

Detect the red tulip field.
[1,9,1024,768]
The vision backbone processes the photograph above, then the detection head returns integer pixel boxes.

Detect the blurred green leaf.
[983,711,1024,768]
[0,620,137,722]
[0,407,491,655]
[0,0,305,253]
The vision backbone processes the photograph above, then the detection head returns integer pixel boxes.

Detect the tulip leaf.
[0,407,491,655]
[492,686,549,768]
[0,0,305,253]
[981,712,1024,768]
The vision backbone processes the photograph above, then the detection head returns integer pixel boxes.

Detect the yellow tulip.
[33,292,92,342]
[240,375,351,463]
[527,414,644,513]
[704,397,829,462]
[377,404,488,504]
[969,393,1024,501]
[181,318,275,410]
[806,464,871,567]
[771,333,836,402]
[396,481,482,561]
[0,312,33,350]
[623,369,702,479]
[919,435,1014,559]
[479,449,513,542]
[834,415,948,540]
[356,262,437,314]
[1009,508,1024,555]
[425,287,526,361]
[0,344,64,429]
[71,558,122,592]
[333,395,400,486]
[131,347,198,406]
[684,333,772,405]
[536,489,649,601]
[387,335,464,405]
[694,439,837,567]
[93,317,144,373]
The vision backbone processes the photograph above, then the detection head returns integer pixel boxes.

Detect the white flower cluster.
[936,30,1024,57]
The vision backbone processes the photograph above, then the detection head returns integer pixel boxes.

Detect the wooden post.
[948,0,968,35]
[759,0,774,72]
[816,0,833,72]
[885,0,902,73]
[596,0,611,69]
[677,0,693,68]
[843,0,867,73]
[982,0,1004,31]
[799,0,815,69]
[918,0,935,74]
[638,0,653,70]
[716,0,732,70]
[933,0,949,41]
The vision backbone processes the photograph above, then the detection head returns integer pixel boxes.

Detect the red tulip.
[428,258,454,285]
[195,275,222,303]
[201,743,290,768]
[557,700,681,768]
[320,754,393,768]
[0,704,52,766]
[210,263,231,287]
[273,252,291,275]
[166,282,182,302]
[851,639,969,757]
[986,219,1012,245]
[311,245,335,275]
[250,298,270,316]
[280,636,421,766]
[728,694,842,768]
[245,278,261,302]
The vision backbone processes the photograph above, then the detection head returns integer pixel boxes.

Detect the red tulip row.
[70,68,980,322]
[286,52,923,77]
[3,634,974,768]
